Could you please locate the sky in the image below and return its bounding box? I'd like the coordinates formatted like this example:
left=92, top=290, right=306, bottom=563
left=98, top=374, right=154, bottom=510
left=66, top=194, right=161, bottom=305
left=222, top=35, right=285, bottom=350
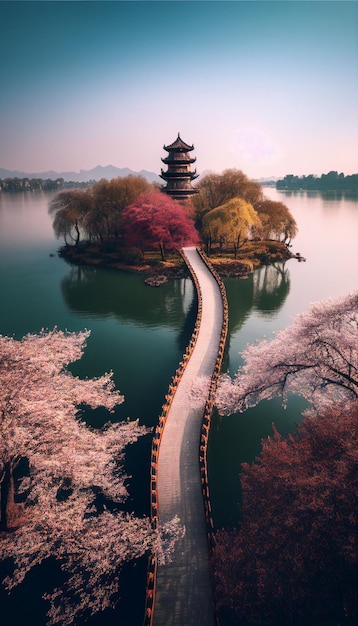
left=1, top=0, right=358, bottom=179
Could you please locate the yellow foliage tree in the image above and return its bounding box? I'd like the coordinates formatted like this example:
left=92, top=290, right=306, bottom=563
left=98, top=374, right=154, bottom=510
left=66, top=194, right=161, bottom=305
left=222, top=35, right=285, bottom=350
left=256, top=199, right=298, bottom=243
left=192, top=168, right=263, bottom=216
left=202, top=197, right=262, bottom=257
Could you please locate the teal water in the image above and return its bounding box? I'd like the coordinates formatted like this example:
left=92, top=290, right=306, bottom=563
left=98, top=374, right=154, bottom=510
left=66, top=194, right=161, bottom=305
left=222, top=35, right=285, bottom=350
left=0, top=191, right=197, bottom=626
left=0, top=188, right=357, bottom=622
left=208, top=188, right=358, bottom=527
left=0, top=192, right=196, bottom=425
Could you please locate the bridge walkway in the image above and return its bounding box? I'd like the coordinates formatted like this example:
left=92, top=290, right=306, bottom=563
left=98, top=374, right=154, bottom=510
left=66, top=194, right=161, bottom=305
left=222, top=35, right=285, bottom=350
left=152, top=246, right=224, bottom=626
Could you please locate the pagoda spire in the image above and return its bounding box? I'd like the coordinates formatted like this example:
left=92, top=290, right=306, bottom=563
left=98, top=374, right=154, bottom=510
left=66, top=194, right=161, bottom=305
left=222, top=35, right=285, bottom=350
left=160, top=133, right=199, bottom=202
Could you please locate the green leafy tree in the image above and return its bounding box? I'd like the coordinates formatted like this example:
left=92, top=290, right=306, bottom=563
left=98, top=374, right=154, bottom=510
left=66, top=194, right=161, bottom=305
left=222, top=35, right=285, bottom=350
left=276, top=171, right=358, bottom=192
left=202, top=197, right=262, bottom=256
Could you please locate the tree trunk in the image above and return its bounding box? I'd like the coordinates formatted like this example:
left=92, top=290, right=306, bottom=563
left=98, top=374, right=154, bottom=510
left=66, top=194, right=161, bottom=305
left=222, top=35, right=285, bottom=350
left=159, top=242, right=166, bottom=262
left=74, top=221, right=80, bottom=246
left=0, top=463, right=12, bottom=532
left=206, top=234, right=212, bottom=256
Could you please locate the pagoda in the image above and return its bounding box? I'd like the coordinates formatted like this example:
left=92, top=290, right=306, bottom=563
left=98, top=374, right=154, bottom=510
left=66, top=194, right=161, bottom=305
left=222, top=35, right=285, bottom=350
left=160, top=133, right=199, bottom=202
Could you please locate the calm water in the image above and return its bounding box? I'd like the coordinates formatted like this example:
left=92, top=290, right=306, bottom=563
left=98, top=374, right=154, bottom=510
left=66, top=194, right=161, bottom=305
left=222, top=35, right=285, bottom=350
left=208, top=187, right=358, bottom=526
left=0, top=188, right=357, bottom=622
left=0, top=191, right=197, bottom=626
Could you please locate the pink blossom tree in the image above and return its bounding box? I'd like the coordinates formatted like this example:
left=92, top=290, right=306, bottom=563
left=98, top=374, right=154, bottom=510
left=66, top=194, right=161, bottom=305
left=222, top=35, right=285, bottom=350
left=216, top=291, right=358, bottom=416
left=213, top=401, right=358, bottom=625
left=0, top=329, right=181, bottom=625
left=122, top=190, right=199, bottom=260
left=213, top=293, right=358, bottom=624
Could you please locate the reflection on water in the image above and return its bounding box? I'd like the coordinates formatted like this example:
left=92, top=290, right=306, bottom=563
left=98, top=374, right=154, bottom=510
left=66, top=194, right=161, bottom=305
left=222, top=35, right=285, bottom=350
left=1, top=189, right=358, bottom=621
left=283, top=189, right=358, bottom=202
left=224, top=263, right=290, bottom=334
left=61, top=263, right=195, bottom=329
left=0, top=191, right=56, bottom=246
left=253, top=262, right=290, bottom=317
left=208, top=394, right=309, bottom=528
left=0, top=192, right=197, bottom=626
left=209, top=187, right=358, bottom=530
left=220, top=263, right=290, bottom=375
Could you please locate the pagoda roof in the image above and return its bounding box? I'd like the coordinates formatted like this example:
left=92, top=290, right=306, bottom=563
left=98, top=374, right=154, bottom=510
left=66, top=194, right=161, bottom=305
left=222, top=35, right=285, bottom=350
left=161, top=155, right=196, bottom=165
left=163, top=133, right=195, bottom=152
left=162, top=188, right=199, bottom=198
left=160, top=168, right=198, bottom=180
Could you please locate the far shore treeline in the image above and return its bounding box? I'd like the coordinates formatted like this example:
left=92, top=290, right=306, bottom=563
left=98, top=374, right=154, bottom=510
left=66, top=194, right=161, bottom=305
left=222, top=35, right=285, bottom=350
left=276, top=171, right=358, bottom=192
left=1, top=170, right=358, bottom=193
left=0, top=177, right=94, bottom=192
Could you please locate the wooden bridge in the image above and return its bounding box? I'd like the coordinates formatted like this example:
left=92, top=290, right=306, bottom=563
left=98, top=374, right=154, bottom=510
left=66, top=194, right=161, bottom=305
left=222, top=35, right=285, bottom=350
left=149, top=246, right=227, bottom=626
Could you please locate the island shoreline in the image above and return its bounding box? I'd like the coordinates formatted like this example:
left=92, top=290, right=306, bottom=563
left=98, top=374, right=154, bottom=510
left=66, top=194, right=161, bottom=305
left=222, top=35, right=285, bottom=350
left=58, top=240, right=296, bottom=285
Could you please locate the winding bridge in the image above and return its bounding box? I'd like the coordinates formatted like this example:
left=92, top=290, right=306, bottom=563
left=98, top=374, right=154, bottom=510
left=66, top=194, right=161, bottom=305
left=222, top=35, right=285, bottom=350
left=148, top=246, right=227, bottom=626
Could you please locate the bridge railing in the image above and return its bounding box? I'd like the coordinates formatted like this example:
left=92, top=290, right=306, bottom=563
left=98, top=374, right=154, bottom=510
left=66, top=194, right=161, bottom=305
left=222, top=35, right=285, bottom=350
left=196, top=249, right=228, bottom=626
left=143, top=249, right=203, bottom=626
left=143, top=248, right=228, bottom=626
left=196, top=248, right=228, bottom=546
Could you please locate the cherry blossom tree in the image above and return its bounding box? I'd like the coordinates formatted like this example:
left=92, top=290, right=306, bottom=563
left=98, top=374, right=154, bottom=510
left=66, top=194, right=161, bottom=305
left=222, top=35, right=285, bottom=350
left=212, top=400, right=358, bottom=625
left=216, top=291, right=358, bottom=416
left=213, top=292, right=357, bottom=624
left=0, top=329, right=181, bottom=625
left=122, top=190, right=199, bottom=260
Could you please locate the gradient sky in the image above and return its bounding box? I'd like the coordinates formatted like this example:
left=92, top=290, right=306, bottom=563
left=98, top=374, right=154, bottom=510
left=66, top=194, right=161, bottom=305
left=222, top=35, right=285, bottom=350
left=1, top=1, right=358, bottom=178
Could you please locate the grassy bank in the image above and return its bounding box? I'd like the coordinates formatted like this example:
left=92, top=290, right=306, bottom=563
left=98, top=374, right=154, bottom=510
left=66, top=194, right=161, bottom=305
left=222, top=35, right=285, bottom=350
left=59, top=240, right=294, bottom=282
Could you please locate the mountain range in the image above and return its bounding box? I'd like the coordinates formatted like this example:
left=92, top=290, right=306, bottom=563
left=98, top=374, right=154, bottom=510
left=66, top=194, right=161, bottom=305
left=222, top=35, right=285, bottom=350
left=0, top=165, right=161, bottom=184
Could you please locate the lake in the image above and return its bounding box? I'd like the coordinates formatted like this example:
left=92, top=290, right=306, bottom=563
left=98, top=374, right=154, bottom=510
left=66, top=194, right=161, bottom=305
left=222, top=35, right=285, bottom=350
left=209, top=187, right=358, bottom=526
left=0, top=187, right=357, bottom=624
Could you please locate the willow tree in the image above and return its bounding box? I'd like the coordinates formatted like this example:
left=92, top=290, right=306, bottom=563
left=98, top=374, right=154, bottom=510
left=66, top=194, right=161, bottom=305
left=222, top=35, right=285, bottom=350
left=256, top=198, right=298, bottom=243
left=192, top=168, right=263, bottom=216
left=49, top=176, right=150, bottom=245
left=86, top=175, right=150, bottom=240
left=49, top=189, right=91, bottom=245
left=202, top=197, right=262, bottom=256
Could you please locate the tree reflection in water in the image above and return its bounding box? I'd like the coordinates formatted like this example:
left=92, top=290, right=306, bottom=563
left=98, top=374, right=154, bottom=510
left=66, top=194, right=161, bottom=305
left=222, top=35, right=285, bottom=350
left=253, top=262, right=290, bottom=317
left=60, top=264, right=194, bottom=331
left=224, top=262, right=290, bottom=339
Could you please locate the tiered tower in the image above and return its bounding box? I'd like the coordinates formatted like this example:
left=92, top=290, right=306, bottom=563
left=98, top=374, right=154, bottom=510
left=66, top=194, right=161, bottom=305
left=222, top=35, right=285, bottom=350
left=160, top=133, right=199, bottom=202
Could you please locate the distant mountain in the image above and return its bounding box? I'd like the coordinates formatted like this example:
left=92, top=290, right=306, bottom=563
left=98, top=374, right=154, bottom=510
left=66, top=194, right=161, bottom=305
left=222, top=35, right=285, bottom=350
left=0, top=165, right=161, bottom=184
